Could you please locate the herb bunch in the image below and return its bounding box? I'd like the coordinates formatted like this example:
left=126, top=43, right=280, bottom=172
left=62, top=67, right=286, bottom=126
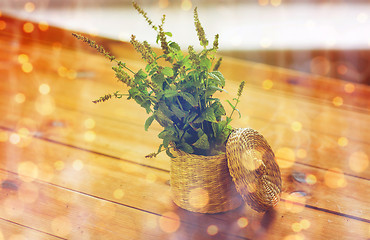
left=73, top=2, right=245, bottom=157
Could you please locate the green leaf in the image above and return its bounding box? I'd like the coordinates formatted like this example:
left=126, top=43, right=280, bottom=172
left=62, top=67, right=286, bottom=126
left=170, top=103, right=185, bottom=119
left=144, top=115, right=155, bottom=131
left=135, top=69, right=147, bottom=80
left=203, top=107, right=217, bottom=122
left=209, top=71, right=225, bottom=87
left=163, top=89, right=178, bottom=98
left=152, top=73, right=165, bottom=87
left=226, top=100, right=235, bottom=109
left=178, top=92, right=197, bottom=107
left=169, top=42, right=181, bottom=51
left=154, top=110, right=173, bottom=127
left=180, top=142, right=194, bottom=154
left=165, top=32, right=172, bottom=37
left=162, top=67, right=174, bottom=77
left=166, top=148, right=175, bottom=158
left=192, top=133, right=210, bottom=149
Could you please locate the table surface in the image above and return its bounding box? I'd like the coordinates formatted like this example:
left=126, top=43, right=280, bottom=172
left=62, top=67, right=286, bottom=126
left=0, top=15, right=369, bottom=240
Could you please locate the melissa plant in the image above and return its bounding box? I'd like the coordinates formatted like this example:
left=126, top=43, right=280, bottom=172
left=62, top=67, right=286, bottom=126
left=73, top=2, right=245, bottom=158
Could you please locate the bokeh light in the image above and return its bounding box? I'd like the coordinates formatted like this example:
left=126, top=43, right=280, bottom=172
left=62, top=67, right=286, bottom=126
left=271, top=0, right=282, bottom=7
left=84, top=130, right=96, bottom=142
left=344, top=83, right=355, bottom=93
left=21, top=62, right=33, bottom=73
left=237, top=217, right=248, bottom=228
left=332, top=96, right=343, bottom=107
left=300, top=219, right=311, bottom=230
left=324, top=168, right=347, bottom=188
left=39, top=83, right=50, bottom=95
left=54, top=161, right=65, bottom=171
left=337, top=137, right=348, bottom=147
left=35, top=95, right=55, bottom=115
left=292, top=222, right=301, bottom=232
left=305, top=174, right=317, bottom=185
left=113, top=189, right=125, bottom=199
left=310, top=56, right=330, bottom=75
left=84, top=118, right=95, bottom=129
left=159, top=211, right=180, bottom=233
left=9, top=133, right=21, bottom=145
left=296, top=149, right=307, bottom=159
left=51, top=216, right=72, bottom=237
left=14, top=93, right=26, bottom=104
left=276, top=147, right=295, bottom=168
left=262, top=79, right=273, bottom=90
left=188, top=187, right=209, bottom=209
left=38, top=21, right=49, bottom=31
left=291, top=121, right=302, bottom=132
left=337, top=64, right=348, bottom=75
left=18, top=161, right=39, bottom=182
left=72, top=159, right=84, bottom=171
left=24, top=2, right=35, bottom=12
left=0, top=20, right=6, bottom=30
left=348, top=151, right=368, bottom=173
left=207, top=225, right=218, bottom=236
left=18, top=54, right=29, bottom=64
left=181, top=0, right=192, bottom=11
left=23, top=22, right=34, bottom=33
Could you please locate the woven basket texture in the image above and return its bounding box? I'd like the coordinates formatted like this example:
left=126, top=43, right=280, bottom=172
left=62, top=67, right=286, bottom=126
left=226, top=128, right=282, bottom=212
left=170, top=149, right=242, bottom=213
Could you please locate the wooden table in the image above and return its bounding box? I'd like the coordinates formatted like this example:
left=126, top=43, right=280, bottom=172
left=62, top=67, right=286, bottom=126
left=0, top=15, right=369, bottom=240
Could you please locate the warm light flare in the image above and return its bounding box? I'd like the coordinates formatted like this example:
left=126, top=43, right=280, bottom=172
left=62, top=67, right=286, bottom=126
left=18, top=161, right=39, bottom=182
left=72, top=159, right=84, bottom=171
left=159, top=212, right=180, bottom=233
left=237, top=217, right=248, bottom=228
left=349, top=151, right=368, bottom=173
left=23, top=22, right=34, bottom=33
left=188, top=187, right=209, bottom=209
left=181, top=0, right=192, bottom=11
left=39, top=83, right=50, bottom=95
left=14, top=93, right=26, bottom=103
left=332, top=96, right=343, bottom=106
left=0, top=20, right=6, bottom=30
left=24, top=2, right=35, bottom=12
left=344, top=83, right=355, bottom=93
left=113, top=189, right=125, bottom=199
left=262, top=79, right=273, bottom=90
left=324, top=168, right=347, bottom=188
left=38, top=21, right=49, bottom=31
left=276, top=147, right=295, bottom=168
left=337, top=137, right=348, bottom=147
left=207, top=225, right=218, bottom=236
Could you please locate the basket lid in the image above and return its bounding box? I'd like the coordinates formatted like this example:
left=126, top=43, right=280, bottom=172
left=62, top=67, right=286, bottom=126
left=226, top=128, right=282, bottom=212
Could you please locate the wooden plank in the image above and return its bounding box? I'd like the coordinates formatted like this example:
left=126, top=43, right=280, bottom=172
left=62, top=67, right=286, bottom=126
left=0, top=86, right=369, bottom=180
left=0, top=129, right=369, bottom=222
left=1, top=170, right=249, bottom=240
left=0, top=218, right=64, bottom=240
left=0, top=137, right=369, bottom=239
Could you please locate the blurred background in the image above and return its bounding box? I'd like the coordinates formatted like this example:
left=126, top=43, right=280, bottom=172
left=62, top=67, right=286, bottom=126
left=1, top=0, right=369, bottom=84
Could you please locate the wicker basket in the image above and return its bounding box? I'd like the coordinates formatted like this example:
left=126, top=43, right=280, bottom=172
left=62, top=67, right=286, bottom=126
left=170, top=149, right=243, bottom=213
left=226, top=128, right=282, bottom=212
